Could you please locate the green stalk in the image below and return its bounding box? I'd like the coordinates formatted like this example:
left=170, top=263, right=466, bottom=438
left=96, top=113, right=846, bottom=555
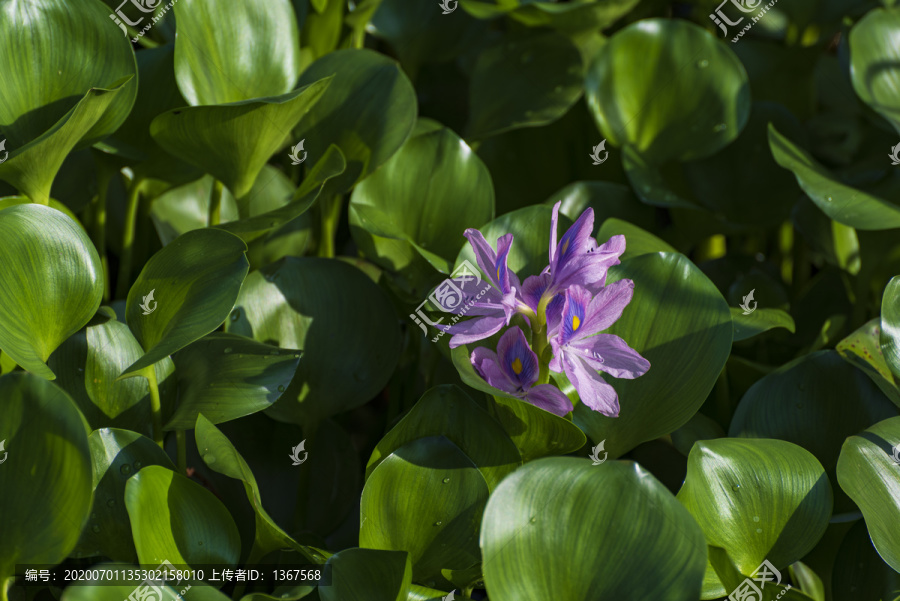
left=144, top=366, right=164, bottom=447
left=176, top=430, right=187, bottom=474
left=209, top=180, right=224, bottom=226
left=2, top=577, right=10, bottom=601
left=317, top=196, right=342, bottom=258
left=116, top=179, right=143, bottom=300
left=94, top=165, right=114, bottom=302
left=532, top=296, right=552, bottom=386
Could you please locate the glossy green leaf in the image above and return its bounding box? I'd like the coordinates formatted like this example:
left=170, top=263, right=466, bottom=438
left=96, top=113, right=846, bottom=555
left=508, top=0, right=641, bottom=32
left=849, top=7, right=900, bottom=134
left=467, top=32, right=583, bottom=139
left=730, top=350, right=897, bottom=510
left=294, top=49, right=417, bottom=193
left=574, top=252, right=733, bottom=456
left=481, top=458, right=707, bottom=600
left=621, top=147, right=700, bottom=209
left=173, top=0, right=301, bottom=105
left=769, top=124, right=900, bottom=230
left=124, top=465, right=241, bottom=567
left=585, top=19, right=750, bottom=163
left=361, top=437, right=489, bottom=585
left=0, top=0, right=137, bottom=203
left=596, top=218, right=675, bottom=261
left=0, top=373, right=92, bottom=585
left=195, top=414, right=325, bottom=564
left=836, top=416, right=900, bottom=573
left=122, top=228, right=249, bottom=377
left=150, top=80, right=331, bottom=200
left=319, top=548, right=412, bottom=601
left=350, top=123, right=494, bottom=273
left=731, top=307, right=797, bottom=341
left=366, top=385, right=521, bottom=491
left=0, top=204, right=103, bottom=379
left=48, top=312, right=176, bottom=438
left=837, top=318, right=900, bottom=409
left=677, top=438, right=833, bottom=576
left=831, top=519, right=900, bottom=601
left=486, top=391, right=585, bottom=463
left=73, top=428, right=176, bottom=562
left=165, top=333, right=300, bottom=430
left=707, top=546, right=815, bottom=601
left=880, top=276, right=900, bottom=383
left=227, top=258, right=401, bottom=424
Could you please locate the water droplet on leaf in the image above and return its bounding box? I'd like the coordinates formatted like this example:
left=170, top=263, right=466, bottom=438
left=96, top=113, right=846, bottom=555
left=713, top=123, right=727, bottom=132
left=277, top=385, right=285, bottom=392
left=442, top=478, right=450, bottom=483
left=120, top=464, right=132, bottom=475
left=92, top=524, right=101, bottom=533
left=697, top=59, right=709, bottom=68
left=224, top=347, right=232, bottom=354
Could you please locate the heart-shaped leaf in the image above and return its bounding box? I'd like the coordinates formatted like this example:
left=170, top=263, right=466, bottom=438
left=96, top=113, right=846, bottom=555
left=574, top=252, right=733, bottom=456
left=294, top=49, right=418, bottom=193
left=361, top=436, right=489, bottom=586
left=467, top=32, right=583, bottom=139
left=123, top=228, right=249, bottom=377
left=677, top=438, right=833, bottom=576
left=837, top=318, right=900, bottom=409
left=72, top=428, right=176, bottom=562
left=849, top=7, right=900, bottom=134
left=508, top=0, right=641, bottom=32
left=480, top=458, right=707, bottom=600
left=124, top=465, right=241, bottom=568
left=731, top=307, right=796, bottom=341
left=0, top=373, right=92, bottom=586
left=836, top=416, right=900, bottom=573
left=318, top=548, right=412, bottom=601
left=173, top=0, right=301, bottom=105
left=227, top=257, right=401, bottom=424
left=366, top=385, right=521, bottom=491
left=150, top=80, right=332, bottom=200
left=831, top=519, right=900, bottom=601
left=0, top=204, right=103, bottom=379
left=880, top=276, right=900, bottom=382
left=350, top=123, right=495, bottom=274
left=585, top=18, right=750, bottom=163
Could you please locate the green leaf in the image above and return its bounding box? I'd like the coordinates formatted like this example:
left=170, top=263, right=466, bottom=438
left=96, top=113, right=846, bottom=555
left=72, top=428, right=175, bottom=562
left=0, top=373, right=92, bottom=585
left=508, top=0, right=641, bottom=33
left=792, top=197, right=861, bottom=275
left=585, top=18, right=750, bottom=163
left=165, top=333, right=300, bottom=430
left=731, top=307, right=797, bottom=341
left=831, top=519, right=900, bottom=601
left=837, top=318, right=900, bottom=409
left=596, top=218, right=675, bottom=262
left=677, top=438, right=833, bottom=576
left=480, top=458, right=707, bottom=600
left=836, top=416, right=900, bottom=573
left=350, top=123, right=495, bottom=273
left=467, top=32, right=583, bottom=139
left=48, top=313, right=176, bottom=438
left=294, top=49, right=418, bottom=193
left=849, top=7, right=900, bottom=134
left=707, top=547, right=815, bottom=601
left=361, top=437, right=489, bottom=586
left=0, top=0, right=137, bottom=202
left=194, top=414, right=326, bottom=564
left=173, top=0, right=301, bottom=105
left=228, top=258, right=401, bottom=424
left=485, top=393, right=585, bottom=462
left=366, top=385, right=521, bottom=491
left=768, top=124, right=900, bottom=230
left=122, top=228, right=249, bottom=378
left=124, top=465, right=241, bottom=568
left=729, top=351, right=897, bottom=512
left=319, top=548, right=412, bottom=601
left=880, top=276, right=900, bottom=383
left=150, top=80, right=332, bottom=200
left=0, top=205, right=103, bottom=379
left=574, top=253, right=733, bottom=456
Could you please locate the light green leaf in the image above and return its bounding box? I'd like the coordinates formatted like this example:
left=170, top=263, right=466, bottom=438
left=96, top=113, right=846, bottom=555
left=880, top=276, right=900, bottom=383
left=319, top=548, right=412, bottom=601
left=849, top=7, right=900, bottom=134
left=731, top=307, right=796, bottom=341
left=837, top=318, right=900, bottom=409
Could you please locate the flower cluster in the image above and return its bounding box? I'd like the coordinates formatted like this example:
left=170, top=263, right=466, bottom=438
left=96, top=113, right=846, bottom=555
left=441, top=202, right=650, bottom=417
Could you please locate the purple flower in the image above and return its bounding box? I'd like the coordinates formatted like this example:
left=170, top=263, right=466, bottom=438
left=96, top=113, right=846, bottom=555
left=549, top=282, right=650, bottom=417
left=472, top=327, right=574, bottom=417
left=444, top=229, right=533, bottom=349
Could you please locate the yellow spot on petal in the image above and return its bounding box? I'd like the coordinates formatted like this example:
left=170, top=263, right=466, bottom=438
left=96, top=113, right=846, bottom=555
left=572, top=315, right=580, bottom=331
left=562, top=238, right=570, bottom=254
left=511, top=358, right=523, bottom=374
left=497, top=265, right=501, bottom=281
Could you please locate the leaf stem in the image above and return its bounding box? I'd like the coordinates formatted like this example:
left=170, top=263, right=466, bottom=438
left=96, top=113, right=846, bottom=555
left=1, top=577, right=10, bottom=601
left=94, top=162, right=114, bottom=303
left=317, top=195, right=341, bottom=258
left=116, top=178, right=143, bottom=299
left=209, top=180, right=224, bottom=226
left=144, top=366, right=164, bottom=447
left=176, top=430, right=187, bottom=474
left=533, top=295, right=553, bottom=385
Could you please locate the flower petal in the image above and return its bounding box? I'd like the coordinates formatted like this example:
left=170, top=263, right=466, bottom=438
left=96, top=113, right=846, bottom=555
left=521, top=273, right=551, bottom=312
left=549, top=201, right=561, bottom=265
left=464, top=228, right=500, bottom=289
left=571, top=333, right=650, bottom=379
left=524, top=384, right=573, bottom=416
left=447, top=314, right=507, bottom=348
left=471, top=345, right=517, bottom=393
left=547, top=234, right=626, bottom=295
left=576, top=278, right=635, bottom=337
left=559, top=285, right=592, bottom=345
left=562, top=352, right=620, bottom=417
left=496, top=326, right=539, bottom=389
left=552, top=206, right=595, bottom=274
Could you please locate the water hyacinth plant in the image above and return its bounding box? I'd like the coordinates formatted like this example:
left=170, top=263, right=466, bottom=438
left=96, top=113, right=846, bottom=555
left=1, top=0, right=900, bottom=600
